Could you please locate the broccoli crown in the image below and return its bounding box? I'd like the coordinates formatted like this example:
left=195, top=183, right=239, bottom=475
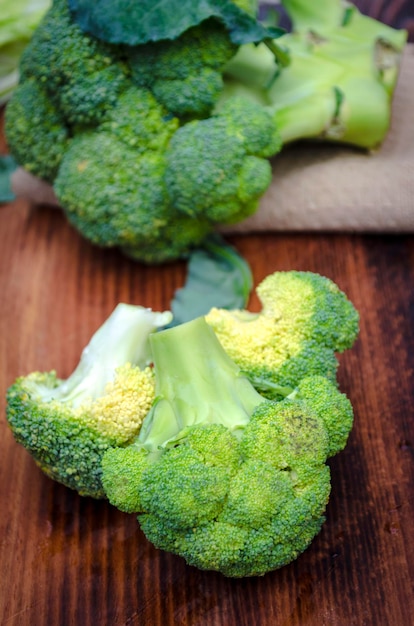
left=128, top=19, right=238, bottom=119
left=101, top=316, right=352, bottom=577
left=6, top=304, right=172, bottom=497
left=165, top=97, right=281, bottom=224
left=4, top=0, right=284, bottom=263
left=6, top=365, right=155, bottom=497
left=206, top=270, right=359, bottom=398
left=52, top=85, right=179, bottom=237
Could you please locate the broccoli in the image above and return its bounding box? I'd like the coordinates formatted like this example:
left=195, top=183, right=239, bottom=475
left=165, top=97, right=281, bottom=224
left=206, top=271, right=359, bottom=399
left=54, top=127, right=213, bottom=263
left=6, top=304, right=172, bottom=498
left=222, top=0, right=407, bottom=149
left=52, top=87, right=214, bottom=263
left=101, top=315, right=354, bottom=577
left=5, top=0, right=406, bottom=263
left=5, top=0, right=283, bottom=264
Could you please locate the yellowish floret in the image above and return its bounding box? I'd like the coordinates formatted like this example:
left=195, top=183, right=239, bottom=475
left=206, top=307, right=303, bottom=372
left=87, top=363, right=155, bottom=443
left=206, top=271, right=359, bottom=397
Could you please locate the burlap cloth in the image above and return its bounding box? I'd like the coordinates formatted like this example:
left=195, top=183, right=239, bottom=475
left=11, top=45, right=414, bottom=232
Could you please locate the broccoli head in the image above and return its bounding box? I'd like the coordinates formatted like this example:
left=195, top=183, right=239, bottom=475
left=101, top=315, right=354, bottom=577
left=53, top=88, right=278, bottom=262
left=4, top=0, right=285, bottom=263
left=206, top=270, right=359, bottom=398
left=51, top=85, right=211, bottom=263
left=6, top=304, right=172, bottom=497
left=126, top=0, right=262, bottom=120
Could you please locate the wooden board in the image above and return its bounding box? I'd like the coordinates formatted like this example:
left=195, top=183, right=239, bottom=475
left=1, top=125, right=414, bottom=625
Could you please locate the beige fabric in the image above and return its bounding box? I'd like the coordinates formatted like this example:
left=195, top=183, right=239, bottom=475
left=11, top=45, right=414, bottom=232
left=11, top=167, right=58, bottom=206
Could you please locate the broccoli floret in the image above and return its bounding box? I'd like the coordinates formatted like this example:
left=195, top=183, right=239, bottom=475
left=128, top=19, right=238, bottom=119
left=293, top=375, right=354, bottom=457
left=6, top=304, right=172, bottom=497
left=19, top=0, right=129, bottom=127
left=4, top=78, right=68, bottom=181
left=100, top=86, right=179, bottom=153
left=53, top=128, right=212, bottom=264
left=53, top=89, right=279, bottom=262
left=126, top=0, right=262, bottom=120
left=101, top=315, right=354, bottom=577
left=4, top=0, right=285, bottom=262
left=206, top=271, right=359, bottom=398
left=165, top=97, right=281, bottom=224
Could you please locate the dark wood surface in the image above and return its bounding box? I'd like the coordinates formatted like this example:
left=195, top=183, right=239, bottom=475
left=1, top=113, right=414, bottom=626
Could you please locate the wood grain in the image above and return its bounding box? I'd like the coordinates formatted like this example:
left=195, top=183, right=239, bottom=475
left=1, top=137, right=414, bottom=623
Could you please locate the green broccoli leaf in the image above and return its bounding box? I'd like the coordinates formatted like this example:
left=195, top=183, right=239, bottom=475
left=0, top=155, right=17, bottom=203
left=68, top=0, right=284, bottom=46
left=169, top=235, right=253, bottom=327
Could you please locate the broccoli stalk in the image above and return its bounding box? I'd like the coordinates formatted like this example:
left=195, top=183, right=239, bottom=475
left=222, top=0, right=408, bottom=149
left=136, top=316, right=265, bottom=453
left=101, top=315, right=354, bottom=577
left=39, top=304, right=171, bottom=407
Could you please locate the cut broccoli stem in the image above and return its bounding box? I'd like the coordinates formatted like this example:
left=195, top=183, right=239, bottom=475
left=135, top=316, right=266, bottom=452
left=35, top=304, right=172, bottom=407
